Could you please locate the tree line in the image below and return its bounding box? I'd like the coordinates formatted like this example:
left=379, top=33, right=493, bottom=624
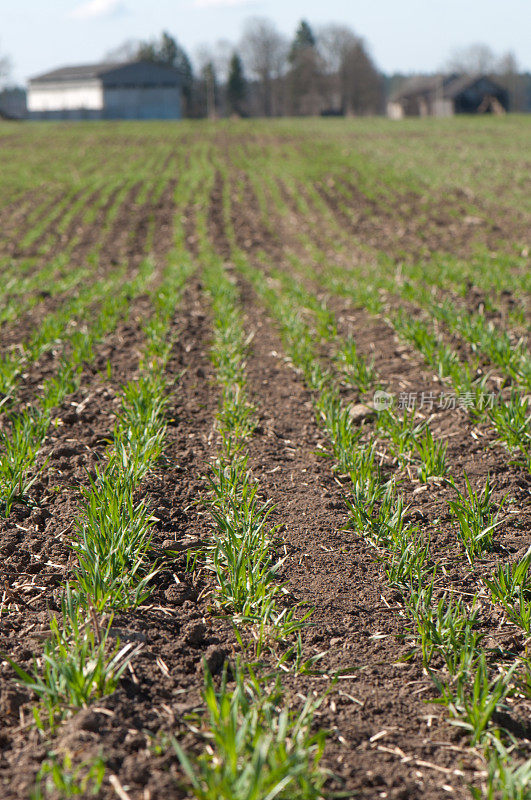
left=107, top=18, right=383, bottom=118
left=1, top=20, right=528, bottom=119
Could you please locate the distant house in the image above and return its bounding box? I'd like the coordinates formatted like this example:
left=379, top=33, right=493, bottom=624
left=387, top=74, right=509, bottom=118
left=27, top=61, right=182, bottom=120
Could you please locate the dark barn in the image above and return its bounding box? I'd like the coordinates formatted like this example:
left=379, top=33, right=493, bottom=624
left=446, top=75, right=509, bottom=113
left=387, top=73, right=509, bottom=118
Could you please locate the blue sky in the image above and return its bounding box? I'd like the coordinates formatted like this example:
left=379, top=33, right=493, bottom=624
left=4, top=0, right=531, bottom=84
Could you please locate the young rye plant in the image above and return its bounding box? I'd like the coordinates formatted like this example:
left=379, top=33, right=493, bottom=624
left=31, top=752, right=105, bottom=799
left=203, top=456, right=299, bottom=631
left=405, top=582, right=483, bottom=674
left=173, top=663, right=327, bottom=800
left=488, top=391, right=531, bottom=472
left=4, top=586, right=139, bottom=731
left=447, top=473, right=504, bottom=564
left=72, top=469, right=157, bottom=611
left=336, top=336, right=376, bottom=393
left=412, top=425, right=448, bottom=482
left=433, top=655, right=517, bottom=747
left=0, top=407, right=49, bottom=515
left=484, top=551, right=531, bottom=636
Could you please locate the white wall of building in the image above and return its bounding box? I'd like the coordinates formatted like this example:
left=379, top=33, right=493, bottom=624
left=433, top=98, right=454, bottom=117
left=27, top=80, right=103, bottom=112
left=387, top=101, right=404, bottom=119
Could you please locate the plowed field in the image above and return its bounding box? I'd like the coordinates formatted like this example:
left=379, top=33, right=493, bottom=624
left=0, top=118, right=529, bottom=800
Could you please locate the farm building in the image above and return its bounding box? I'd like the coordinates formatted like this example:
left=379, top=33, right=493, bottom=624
left=387, top=74, right=509, bottom=118
left=27, top=61, right=182, bottom=120
left=0, top=88, right=27, bottom=119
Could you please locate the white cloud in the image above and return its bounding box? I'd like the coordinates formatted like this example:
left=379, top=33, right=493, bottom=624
left=69, top=0, right=127, bottom=20
left=193, top=0, right=251, bottom=7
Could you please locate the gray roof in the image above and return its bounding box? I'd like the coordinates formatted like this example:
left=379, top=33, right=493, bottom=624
left=390, top=74, right=454, bottom=102
left=390, top=73, right=504, bottom=103
left=442, top=74, right=504, bottom=98
left=29, top=60, right=182, bottom=86
left=30, top=63, right=121, bottom=82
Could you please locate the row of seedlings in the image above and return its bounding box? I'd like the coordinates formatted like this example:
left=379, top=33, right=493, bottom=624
left=271, top=203, right=531, bottom=474
left=0, top=260, right=157, bottom=518
left=1, top=142, right=181, bottom=327
left=232, top=142, right=529, bottom=431
left=173, top=175, right=328, bottom=799
left=322, top=254, right=530, bottom=393
left=4, top=257, right=194, bottom=797
left=0, top=260, right=134, bottom=403
left=224, top=154, right=528, bottom=569
left=265, top=262, right=527, bottom=576
left=271, top=241, right=531, bottom=476
left=0, top=147, right=183, bottom=513
left=0, top=148, right=179, bottom=406
left=233, top=250, right=531, bottom=799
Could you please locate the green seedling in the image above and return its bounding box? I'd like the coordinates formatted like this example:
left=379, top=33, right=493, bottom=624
left=72, top=468, right=157, bottom=610
left=472, top=749, right=531, bottom=800
left=0, top=407, right=49, bottom=515
left=336, top=337, right=376, bottom=393
left=204, top=462, right=286, bottom=622
left=315, top=389, right=364, bottom=474
left=434, top=654, right=517, bottom=746
left=412, top=425, right=448, bottom=482
left=31, top=752, right=105, bottom=799
left=385, top=532, right=432, bottom=590
left=377, top=408, right=425, bottom=463
left=484, top=552, right=531, bottom=635
left=447, top=473, right=504, bottom=564
left=488, top=391, right=531, bottom=471
left=173, top=662, right=327, bottom=800
left=218, top=382, right=257, bottom=440
left=273, top=632, right=326, bottom=676
left=347, top=484, right=409, bottom=551
left=4, top=586, right=139, bottom=730
left=406, top=583, right=482, bottom=674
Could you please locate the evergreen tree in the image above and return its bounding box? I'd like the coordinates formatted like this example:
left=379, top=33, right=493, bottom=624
left=159, top=31, right=178, bottom=66
left=227, top=52, right=246, bottom=115
left=137, top=41, right=157, bottom=62
left=289, top=20, right=316, bottom=63
left=138, top=32, right=194, bottom=110
left=287, top=20, right=324, bottom=114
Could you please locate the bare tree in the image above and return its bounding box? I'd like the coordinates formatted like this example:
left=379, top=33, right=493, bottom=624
left=196, top=41, right=232, bottom=83
left=195, top=47, right=220, bottom=118
left=445, top=43, right=497, bottom=74
left=318, top=24, right=359, bottom=74
left=317, top=25, right=381, bottom=114
left=240, top=17, right=287, bottom=116
left=213, top=40, right=233, bottom=85
left=0, top=44, right=11, bottom=88
left=318, top=24, right=359, bottom=111
left=104, top=39, right=142, bottom=62
left=497, top=51, right=523, bottom=110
